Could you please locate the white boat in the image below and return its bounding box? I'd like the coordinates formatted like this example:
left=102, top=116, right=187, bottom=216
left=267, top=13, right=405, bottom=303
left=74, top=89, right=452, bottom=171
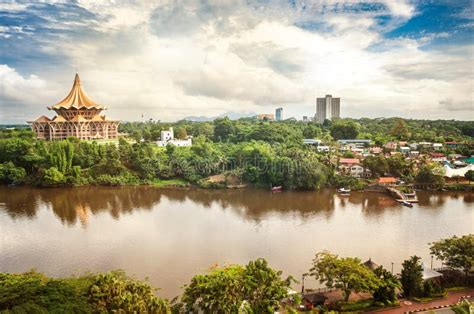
left=337, top=188, right=351, bottom=193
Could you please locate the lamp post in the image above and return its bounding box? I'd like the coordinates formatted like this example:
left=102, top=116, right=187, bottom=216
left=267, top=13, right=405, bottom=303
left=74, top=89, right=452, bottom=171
left=391, top=262, right=394, bottom=274
left=431, top=255, right=434, bottom=269
left=301, top=273, right=309, bottom=295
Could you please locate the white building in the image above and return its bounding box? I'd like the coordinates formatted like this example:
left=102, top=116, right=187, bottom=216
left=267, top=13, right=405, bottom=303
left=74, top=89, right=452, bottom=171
left=156, top=127, right=192, bottom=147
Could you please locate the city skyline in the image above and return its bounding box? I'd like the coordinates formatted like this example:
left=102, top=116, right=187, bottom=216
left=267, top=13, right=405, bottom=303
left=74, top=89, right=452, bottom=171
left=0, top=1, right=473, bottom=123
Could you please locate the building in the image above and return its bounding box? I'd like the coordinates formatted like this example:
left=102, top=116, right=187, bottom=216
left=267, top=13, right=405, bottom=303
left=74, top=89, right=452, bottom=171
left=378, top=177, right=397, bottom=186
left=338, top=158, right=371, bottom=178
left=28, top=73, right=119, bottom=140
left=303, top=139, right=321, bottom=146
left=315, top=94, right=340, bottom=124
left=256, top=114, right=275, bottom=121
left=156, top=128, right=192, bottom=147
left=275, top=107, right=283, bottom=121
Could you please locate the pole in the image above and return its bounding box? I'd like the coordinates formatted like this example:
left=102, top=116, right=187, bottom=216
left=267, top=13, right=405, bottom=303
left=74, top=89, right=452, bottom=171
left=431, top=256, right=433, bottom=269
left=391, top=262, right=394, bottom=274
left=301, top=274, right=305, bottom=294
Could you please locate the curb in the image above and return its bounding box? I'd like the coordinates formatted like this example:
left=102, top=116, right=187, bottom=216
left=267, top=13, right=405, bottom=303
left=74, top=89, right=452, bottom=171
left=405, top=294, right=471, bottom=313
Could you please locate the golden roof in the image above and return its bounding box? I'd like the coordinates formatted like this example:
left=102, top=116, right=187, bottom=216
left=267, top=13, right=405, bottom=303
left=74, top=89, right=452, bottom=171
left=50, top=73, right=104, bottom=110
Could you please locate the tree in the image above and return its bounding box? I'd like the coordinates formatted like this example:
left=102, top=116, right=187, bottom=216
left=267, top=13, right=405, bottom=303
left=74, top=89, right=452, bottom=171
left=242, top=258, right=294, bottom=312
left=330, top=120, right=360, bottom=140
left=181, top=258, right=292, bottom=313
left=430, top=234, right=474, bottom=277
left=213, top=117, right=235, bottom=142
left=0, top=162, right=26, bottom=184
left=372, top=266, right=400, bottom=305
left=400, top=256, right=423, bottom=298
left=89, top=271, right=170, bottom=313
left=42, top=167, right=66, bottom=186
left=310, top=252, right=381, bottom=302
left=362, top=155, right=389, bottom=177
left=174, top=126, right=188, bottom=140
left=415, top=165, right=445, bottom=186
left=465, top=170, right=474, bottom=183
left=391, top=119, right=410, bottom=140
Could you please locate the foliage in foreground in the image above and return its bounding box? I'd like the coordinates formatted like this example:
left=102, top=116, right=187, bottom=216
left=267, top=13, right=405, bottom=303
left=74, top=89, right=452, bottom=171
left=310, top=251, right=382, bottom=302
left=430, top=234, right=474, bottom=275
left=179, top=258, right=294, bottom=313
left=0, top=270, right=170, bottom=313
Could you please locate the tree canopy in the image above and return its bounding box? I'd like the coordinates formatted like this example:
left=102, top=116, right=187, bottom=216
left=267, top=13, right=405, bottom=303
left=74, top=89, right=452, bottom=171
left=430, top=234, right=474, bottom=274
left=309, top=251, right=381, bottom=302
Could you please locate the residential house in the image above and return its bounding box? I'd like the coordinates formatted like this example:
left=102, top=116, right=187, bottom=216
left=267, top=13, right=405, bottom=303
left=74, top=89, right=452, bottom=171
left=338, top=158, right=371, bottom=178
left=384, top=141, right=398, bottom=151
left=432, top=143, right=443, bottom=151
left=378, top=177, right=397, bottom=186
left=431, top=153, right=447, bottom=163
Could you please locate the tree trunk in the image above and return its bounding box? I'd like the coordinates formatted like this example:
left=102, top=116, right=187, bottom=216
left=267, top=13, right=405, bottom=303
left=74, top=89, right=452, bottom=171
left=344, top=289, right=351, bottom=302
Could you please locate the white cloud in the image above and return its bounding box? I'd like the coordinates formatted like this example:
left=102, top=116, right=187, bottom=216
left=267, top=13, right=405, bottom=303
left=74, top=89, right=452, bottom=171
left=0, top=0, right=472, bottom=123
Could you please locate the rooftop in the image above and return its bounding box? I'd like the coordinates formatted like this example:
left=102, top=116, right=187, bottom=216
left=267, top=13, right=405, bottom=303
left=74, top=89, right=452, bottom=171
left=49, top=73, right=104, bottom=110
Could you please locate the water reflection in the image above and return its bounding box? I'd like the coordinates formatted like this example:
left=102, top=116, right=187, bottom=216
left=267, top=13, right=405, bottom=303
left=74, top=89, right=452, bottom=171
left=0, top=186, right=472, bottom=228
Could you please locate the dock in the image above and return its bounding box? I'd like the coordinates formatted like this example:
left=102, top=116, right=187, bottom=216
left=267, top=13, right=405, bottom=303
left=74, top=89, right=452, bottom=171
left=386, top=187, right=419, bottom=203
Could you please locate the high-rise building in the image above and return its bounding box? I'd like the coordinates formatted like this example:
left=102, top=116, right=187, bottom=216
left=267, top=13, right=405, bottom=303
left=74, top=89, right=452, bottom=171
left=275, top=107, right=283, bottom=121
left=315, top=95, right=340, bottom=124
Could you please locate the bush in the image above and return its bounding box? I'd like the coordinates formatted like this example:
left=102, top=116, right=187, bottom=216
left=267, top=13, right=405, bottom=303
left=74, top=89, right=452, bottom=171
left=0, top=162, right=26, bottom=184
left=0, top=270, right=170, bottom=313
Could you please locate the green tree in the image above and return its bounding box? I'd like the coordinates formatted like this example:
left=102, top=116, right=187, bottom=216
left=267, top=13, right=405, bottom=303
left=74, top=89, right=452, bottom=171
left=181, top=258, right=292, bottom=313
left=362, top=155, right=389, bottom=177
left=372, top=266, right=400, bottom=304
left=42, top=167, right=67, bottom=186
left=0, top=162, right=26, bottom=184
left=430, top=234, right=474, bottom=277
left=174, top=126, right=188, bottom=140
left=330, top=120, right=360, bottom=140
left=465, top=170, right=474, bottom=183
left=213, top=117, right=235, bottom=142
left=310, top=251, right=381, bottom=302
left=391, top=119, right=410, bottom=140
left=88, top=270, right=170, bottom=313
left=400, top=256, right=423, bottom=298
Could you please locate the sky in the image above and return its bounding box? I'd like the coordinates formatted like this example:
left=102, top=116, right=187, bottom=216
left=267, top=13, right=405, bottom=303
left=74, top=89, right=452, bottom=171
left=0, top=0, right=473, bottom=123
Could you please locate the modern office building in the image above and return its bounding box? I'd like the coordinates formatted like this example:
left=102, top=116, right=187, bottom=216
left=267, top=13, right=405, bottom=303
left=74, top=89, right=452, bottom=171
left=275, top=107, right=283, bottom=121
left=315, top=95, right=340, bottom=124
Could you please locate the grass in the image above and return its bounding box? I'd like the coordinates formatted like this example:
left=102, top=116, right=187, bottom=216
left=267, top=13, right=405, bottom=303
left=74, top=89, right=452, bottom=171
left=151, top=178, right=190, bottom=188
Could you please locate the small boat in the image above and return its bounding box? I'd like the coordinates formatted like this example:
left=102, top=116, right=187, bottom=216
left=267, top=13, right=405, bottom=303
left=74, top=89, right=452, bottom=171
left=401, top=201, right=413, bottom=207
left=404, top=191, right=416, bottom=197
left=337, top=188, right=351, bottom=193
left=271, top=186, right=282, bottom=192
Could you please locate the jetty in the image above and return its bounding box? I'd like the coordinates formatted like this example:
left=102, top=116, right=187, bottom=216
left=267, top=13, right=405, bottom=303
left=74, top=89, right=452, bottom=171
left=386, top=187, right=418, bottom=203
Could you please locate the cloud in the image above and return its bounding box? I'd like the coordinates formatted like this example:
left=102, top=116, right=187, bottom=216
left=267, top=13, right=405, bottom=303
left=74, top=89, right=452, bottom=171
left=0, top=0, right=472, bottom=123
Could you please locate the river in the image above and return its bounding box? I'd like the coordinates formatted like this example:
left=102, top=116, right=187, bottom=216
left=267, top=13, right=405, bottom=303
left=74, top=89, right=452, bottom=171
left=0, top=186, right=472, bottom=298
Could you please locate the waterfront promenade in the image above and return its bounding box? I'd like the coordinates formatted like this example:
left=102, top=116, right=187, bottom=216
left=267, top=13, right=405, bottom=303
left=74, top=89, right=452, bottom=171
left=373, top=289, right=474, bottom=314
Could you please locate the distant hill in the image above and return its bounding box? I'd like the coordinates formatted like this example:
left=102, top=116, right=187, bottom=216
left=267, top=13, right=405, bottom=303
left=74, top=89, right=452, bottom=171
left=182, top=111, right=257, bottom=122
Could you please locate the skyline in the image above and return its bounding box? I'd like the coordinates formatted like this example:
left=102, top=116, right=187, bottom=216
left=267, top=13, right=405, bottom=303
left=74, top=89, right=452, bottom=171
left=0, top=0, right=473, bottom=123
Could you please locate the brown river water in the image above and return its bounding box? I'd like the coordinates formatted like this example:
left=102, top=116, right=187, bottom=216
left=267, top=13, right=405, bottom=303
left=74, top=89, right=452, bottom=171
left=0, top=186, right=472, bottom=299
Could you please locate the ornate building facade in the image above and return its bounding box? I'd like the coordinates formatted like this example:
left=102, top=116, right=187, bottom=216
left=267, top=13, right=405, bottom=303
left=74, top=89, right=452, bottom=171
left=28, top=73, right=120, bottom=140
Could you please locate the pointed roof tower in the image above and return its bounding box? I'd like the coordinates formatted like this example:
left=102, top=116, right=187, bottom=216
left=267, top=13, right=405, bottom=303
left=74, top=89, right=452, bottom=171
left=49, top=73, right=104, bottom=110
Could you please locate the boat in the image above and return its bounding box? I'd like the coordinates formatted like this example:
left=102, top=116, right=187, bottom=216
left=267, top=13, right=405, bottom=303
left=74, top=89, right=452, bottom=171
left=401, top=200, right=413, bottom=207
left=337, top=188, right=351, bottom=193
left=271, top=186, right=282, bottom=192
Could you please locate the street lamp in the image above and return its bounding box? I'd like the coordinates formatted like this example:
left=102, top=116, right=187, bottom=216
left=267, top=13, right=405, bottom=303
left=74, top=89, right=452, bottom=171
left=301, top=273, right=309, bottom=295
left=431, top=255, right=434, bottom=269
left=391, top=262, right=394, bottom=274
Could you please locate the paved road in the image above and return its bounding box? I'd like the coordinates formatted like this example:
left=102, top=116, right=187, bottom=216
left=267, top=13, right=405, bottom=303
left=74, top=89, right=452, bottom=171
left=374, top=289, right=474, bottom=314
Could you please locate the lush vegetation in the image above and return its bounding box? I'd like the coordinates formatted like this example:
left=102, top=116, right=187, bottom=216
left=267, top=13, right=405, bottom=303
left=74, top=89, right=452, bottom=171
left=0, top=270, right=170, bottom=313
left=178, top=258, right=294, bottom=313
left=1, top=234, right=471, bottom=312
left=430, top=234, right=474, bottom=277
left=1, top=117, right=472, bottom=190
left=310, top=251, right=382, bottom=302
